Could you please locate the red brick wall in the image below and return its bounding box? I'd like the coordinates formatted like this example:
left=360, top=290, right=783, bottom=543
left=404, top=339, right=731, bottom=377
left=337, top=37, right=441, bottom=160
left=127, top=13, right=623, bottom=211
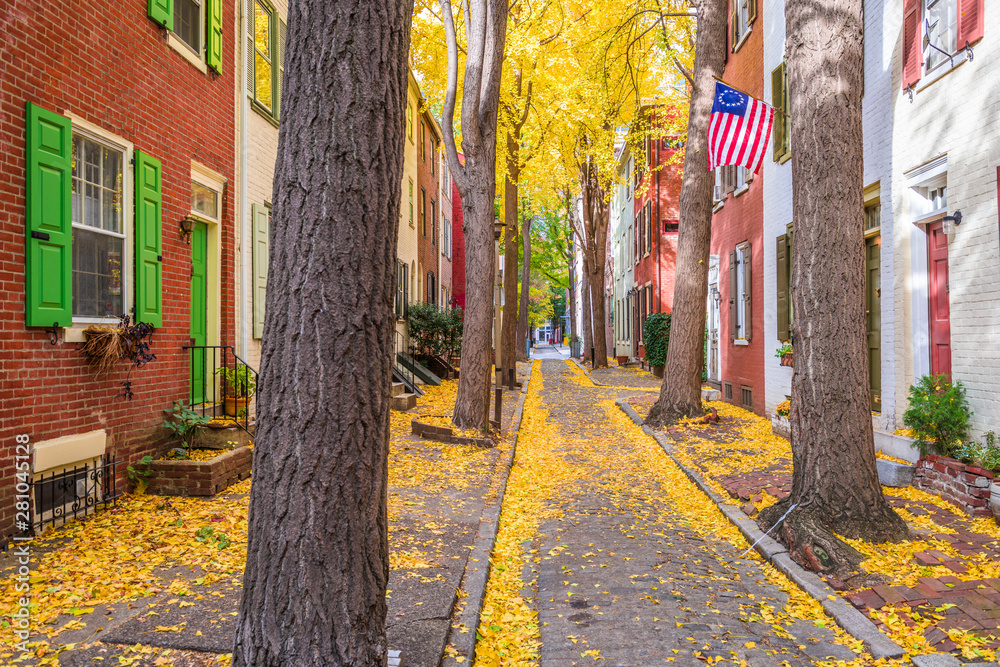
left=709, top=13, right=766, bottom=415
left=913, top=455, right=994, bottom=518
left=0, top=1, right=236, bottom=542
left=416, top=117, right=440, bottom=304
left=451, top=179, right=466, bottom=309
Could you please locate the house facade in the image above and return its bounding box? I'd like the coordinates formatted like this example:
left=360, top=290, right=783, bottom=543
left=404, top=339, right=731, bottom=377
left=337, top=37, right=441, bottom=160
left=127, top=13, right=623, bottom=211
left=416, top=111, right=442, bottom=307
left=395, top=72, right=421, bottom=333
left=439, top=146, right=454, bottom=308
left=0, top=0, right=236, bottom=541
left=709, top=0, right=766, bottom=414
left=610, top=144, right=635, bottom=361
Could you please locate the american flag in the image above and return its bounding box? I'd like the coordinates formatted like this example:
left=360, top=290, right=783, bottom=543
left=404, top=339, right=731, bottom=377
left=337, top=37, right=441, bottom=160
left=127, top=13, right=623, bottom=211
left=707, top=81, right=774, bottom=174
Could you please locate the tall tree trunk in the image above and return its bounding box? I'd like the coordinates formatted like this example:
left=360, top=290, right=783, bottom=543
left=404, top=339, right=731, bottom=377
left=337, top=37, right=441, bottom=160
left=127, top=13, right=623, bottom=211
left=500, top=134, right=520, bottom=384
left=646, top=0, right=726, bottom=425
left=758, top=0, right=908, bottom=578
left=567, top=249, right=577, bottom=353
left=580, top=265, right=593, bottom=362
left=441, top=0, right=509, bottom=430
left=515, top=214, right=533, bottom=361
left=233, top=1, right=412, bottom=664
left=578, top=158, right=609, bottom=369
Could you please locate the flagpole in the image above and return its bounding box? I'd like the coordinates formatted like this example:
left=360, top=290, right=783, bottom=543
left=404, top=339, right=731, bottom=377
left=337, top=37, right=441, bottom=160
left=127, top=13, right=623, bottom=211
left=712, top=75, right=789, bottom=118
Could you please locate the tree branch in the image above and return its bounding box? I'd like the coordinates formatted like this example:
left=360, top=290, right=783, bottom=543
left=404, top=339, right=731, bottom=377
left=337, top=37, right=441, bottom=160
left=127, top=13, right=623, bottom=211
left=440, top=0, right=468, bottom=192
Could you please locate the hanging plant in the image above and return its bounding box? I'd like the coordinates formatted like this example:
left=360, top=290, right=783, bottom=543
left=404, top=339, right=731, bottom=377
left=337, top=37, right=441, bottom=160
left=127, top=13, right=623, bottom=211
left=82, top=314, right=156, bottom=400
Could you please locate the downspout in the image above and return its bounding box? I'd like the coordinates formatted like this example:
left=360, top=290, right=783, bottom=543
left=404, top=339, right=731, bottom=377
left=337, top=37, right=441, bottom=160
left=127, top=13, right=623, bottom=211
left=238, top=0, right=248, bottom=358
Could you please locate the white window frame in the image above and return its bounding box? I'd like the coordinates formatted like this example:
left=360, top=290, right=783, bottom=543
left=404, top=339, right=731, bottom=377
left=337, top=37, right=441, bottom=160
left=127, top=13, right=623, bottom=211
left=921, top=0, right=959, bottom=76
left=67, top=117, right=133, bottom=327
left=168, top=0, right=208, bottom=73
left=733, top=0, right=752, bottom=50
left=735, top=242, right=749, bottom=344
left=190, top=162, right=225, bottom=224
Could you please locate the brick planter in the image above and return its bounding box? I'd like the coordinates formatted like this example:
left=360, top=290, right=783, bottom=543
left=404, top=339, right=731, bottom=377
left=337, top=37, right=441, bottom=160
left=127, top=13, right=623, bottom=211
left=913, top=454, right=994, bottom=517
left=141, top=447, right=252, bottom=497
left=411, top=418, right=494, bottom=448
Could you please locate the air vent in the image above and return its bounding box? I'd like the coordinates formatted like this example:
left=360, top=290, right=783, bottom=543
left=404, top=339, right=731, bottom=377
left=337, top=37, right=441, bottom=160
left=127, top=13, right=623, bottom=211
left=723, top=382, right=733, bottom=400
left=741, top=385, right=753, bottom=408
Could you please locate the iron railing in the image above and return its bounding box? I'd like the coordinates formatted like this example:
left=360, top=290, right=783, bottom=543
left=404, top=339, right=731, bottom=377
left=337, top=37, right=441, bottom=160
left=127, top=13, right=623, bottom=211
left=393, top=330, right=422, bottom=395
left=29, top=454, right=122, bottom=535
left=183, top=345, right=258, bottom=435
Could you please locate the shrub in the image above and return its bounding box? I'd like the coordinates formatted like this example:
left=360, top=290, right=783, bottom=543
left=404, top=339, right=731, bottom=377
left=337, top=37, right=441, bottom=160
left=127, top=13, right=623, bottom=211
left=643, top=313, right=671, bottom=367
left=776, top=400, right=790, bottom=417
left=902, top=374, right=972, bottom=457
left=406, top=304, right=464, bottom=359
left=954, top=432, right=1000, bottom=471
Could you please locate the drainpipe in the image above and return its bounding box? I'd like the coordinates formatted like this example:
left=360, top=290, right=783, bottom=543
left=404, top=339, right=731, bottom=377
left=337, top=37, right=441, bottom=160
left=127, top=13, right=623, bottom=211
left=238, top=0, right=248, bottom=359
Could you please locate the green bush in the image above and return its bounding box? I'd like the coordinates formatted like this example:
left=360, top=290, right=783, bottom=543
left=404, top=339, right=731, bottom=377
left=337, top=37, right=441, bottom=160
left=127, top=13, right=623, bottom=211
left=954, top=432, right=1000, bottom=471
left=643, top=312, right=671, bottom=367
left=902, top=374, right=972, bottom=457
left=406, top=303, right=464, bottom=359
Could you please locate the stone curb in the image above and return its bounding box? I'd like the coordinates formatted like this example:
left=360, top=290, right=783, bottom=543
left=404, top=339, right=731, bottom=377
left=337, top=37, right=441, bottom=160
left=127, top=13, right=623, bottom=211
left=569, top=357, right=608, bottom=386
left=614, top=398, right=906, bottom=662
left=440, top=364, right=534, bottom=667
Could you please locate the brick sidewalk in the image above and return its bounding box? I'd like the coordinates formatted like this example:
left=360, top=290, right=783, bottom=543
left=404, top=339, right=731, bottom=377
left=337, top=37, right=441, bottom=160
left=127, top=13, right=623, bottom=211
left=630, top=394, right=1000, bottom=660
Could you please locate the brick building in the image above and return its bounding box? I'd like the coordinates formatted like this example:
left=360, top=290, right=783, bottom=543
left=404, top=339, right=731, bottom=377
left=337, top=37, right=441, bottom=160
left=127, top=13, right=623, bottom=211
left=708, top=0, right=766, bottom=414
left=451, top=170, right=467, bottom=309
left=0, top=0, right=236, bottom=541
left=416, top=111, right=442, bottom=306
left=439, top=147, right=454, bottom=307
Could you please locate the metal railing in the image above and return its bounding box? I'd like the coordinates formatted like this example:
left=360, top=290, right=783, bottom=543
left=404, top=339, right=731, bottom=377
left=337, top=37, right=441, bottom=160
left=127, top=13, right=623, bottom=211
left=29, top=454, right=122, bottom=535
left=183, top=345, right=258, bottom=435
left=393, top=330, right=422, bottom=395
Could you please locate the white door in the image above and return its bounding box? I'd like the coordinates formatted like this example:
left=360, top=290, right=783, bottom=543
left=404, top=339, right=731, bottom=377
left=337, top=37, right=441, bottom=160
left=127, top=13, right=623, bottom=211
left=708, top=286, right=721, bottom=383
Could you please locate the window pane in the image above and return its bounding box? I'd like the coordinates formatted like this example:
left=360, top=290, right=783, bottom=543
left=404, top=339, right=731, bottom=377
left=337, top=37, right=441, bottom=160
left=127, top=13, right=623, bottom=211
left=254, top=2, right=271, bottom=55
left=191, top=181, right=219, bottom=219
left=73, top=228, right=124, bottom=318
left=925, top=0, right=957, bottom=69
left=174, top=0, right=201, bottom=52
left=255, top=53, right=273, bottom=108
left=72, top=134, right=123, bottom=234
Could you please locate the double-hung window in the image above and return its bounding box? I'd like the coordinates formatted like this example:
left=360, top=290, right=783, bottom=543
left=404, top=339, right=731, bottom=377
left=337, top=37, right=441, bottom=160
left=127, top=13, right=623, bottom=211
left=247, top=0, right=286, bottom=121
left=731, top=0, right=756, bottom=50
left=72, top=133, right=126, bottom=320
left=148, top=0, right=223, bottom=73
left=730, top=242, right=752, bottom=343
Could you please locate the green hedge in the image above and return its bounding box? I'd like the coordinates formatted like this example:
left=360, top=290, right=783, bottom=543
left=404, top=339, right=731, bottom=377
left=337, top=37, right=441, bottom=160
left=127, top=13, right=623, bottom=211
left=643, top=312, right=671, bottom=367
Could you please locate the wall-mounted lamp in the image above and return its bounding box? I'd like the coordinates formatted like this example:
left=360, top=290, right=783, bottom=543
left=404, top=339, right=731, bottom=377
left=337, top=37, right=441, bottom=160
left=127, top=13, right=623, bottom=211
left=942, top=210, right=962, bottom=235
left=179, top=217, right=197, bottom=244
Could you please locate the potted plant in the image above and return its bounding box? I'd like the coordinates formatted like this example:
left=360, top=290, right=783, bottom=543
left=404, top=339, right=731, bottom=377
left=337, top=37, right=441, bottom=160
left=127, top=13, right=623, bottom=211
left=216, top=363, right=257, bottom=417
left=643, top=313, right=671, bottom=378
left=81, top=314, right=156, bottom=400
left=775, top=342, right=793, bottom=367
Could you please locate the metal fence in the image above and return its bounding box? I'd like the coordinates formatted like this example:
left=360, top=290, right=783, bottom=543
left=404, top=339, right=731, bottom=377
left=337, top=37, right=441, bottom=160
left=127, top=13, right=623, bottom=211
left=29, top=454, right=122, bottom=535
left=183, top=345, right=258, bottom=435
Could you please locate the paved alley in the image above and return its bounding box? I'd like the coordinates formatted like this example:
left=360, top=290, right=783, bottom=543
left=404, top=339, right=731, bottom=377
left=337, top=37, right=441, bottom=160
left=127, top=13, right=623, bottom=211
left=503, top=360, right=861, bottom=666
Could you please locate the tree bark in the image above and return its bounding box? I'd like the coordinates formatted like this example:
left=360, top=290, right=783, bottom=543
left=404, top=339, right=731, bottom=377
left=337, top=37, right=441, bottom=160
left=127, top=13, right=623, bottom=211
left=580, top=262, right=593, bottom=362
left=577, top=158, right=609, bottom=369
left=757, top=0, right=908, bottom=578
left=515, top=214, right=533, bottom=361
left=646, top=0, right=726, bottom=425
left=566, top=202, right=577, bottom=352
left=233, top=1, right=412, bottom=664
left=440, top=0, right=509, bottom=430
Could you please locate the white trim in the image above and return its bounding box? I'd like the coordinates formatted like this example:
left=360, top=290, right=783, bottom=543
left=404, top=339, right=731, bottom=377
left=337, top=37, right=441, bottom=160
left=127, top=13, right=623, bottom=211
left=190, top=161, right=226, bottom=223
left=734, top=24, right=753, bottom=53
left=734, top=339, right=750, bottom=346
left=733, top=183, right=750, bottom=197
left=168, top=33, right=208, bottom=73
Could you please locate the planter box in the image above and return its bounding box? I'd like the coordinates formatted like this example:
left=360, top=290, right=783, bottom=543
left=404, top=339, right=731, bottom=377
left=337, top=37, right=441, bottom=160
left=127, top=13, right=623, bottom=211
left=651, top=364, right=664, bottom=378
left=771, top=414, right=790, bottom=439
left=913, top=454, right=994, bottom=517
left=876, top=459, right=916, bottom=487
left=194, top=422, right=253, bottom=450
left=780, top=353, right=793, bottom=367
left=141, top=447, right=252, bottom=497
left=411, top=418, right=494, bottom=448
left=873, top=429, right=920, bottom=464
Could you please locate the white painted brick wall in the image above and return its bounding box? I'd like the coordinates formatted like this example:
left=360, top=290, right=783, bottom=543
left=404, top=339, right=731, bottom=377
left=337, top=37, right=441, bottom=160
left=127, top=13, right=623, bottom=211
left=889, top=0, right=1000, bottom=436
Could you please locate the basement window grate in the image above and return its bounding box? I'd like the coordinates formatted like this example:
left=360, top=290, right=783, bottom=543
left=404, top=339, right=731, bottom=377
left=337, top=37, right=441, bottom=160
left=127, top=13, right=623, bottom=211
left=723, top=382, right=733, bottom=401
left=741, top=386, right=753, bottom=408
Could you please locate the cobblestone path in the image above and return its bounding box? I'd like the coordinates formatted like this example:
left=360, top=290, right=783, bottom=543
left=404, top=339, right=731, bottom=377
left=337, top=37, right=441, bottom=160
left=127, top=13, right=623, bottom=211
left=520, top=360, right=858, bottom=666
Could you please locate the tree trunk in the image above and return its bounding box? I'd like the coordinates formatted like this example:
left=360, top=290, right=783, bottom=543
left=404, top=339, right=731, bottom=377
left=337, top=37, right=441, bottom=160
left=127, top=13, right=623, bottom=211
left=233, top=2, right=412, bottom=664
left=565, top=191, right=577, bottom=352
left=578, top=159, right=609, bottom=369
left=646, top=0, right=726, bottom=426
left=515, top=214, right=533, bottom=361
left=757, top=0, right=908, bottom=579
left=500, top=132, right=520, bottom=384
left=441, top=0, right=509, bottom=430
left=580, top=265, right=593, bottom=362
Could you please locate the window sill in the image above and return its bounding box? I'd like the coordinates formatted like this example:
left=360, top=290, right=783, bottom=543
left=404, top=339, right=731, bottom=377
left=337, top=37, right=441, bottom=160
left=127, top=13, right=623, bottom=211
left=167, top=33, right=208, bottom=74
left=713, top=200, right=725, bottom=212
left=917, top=55, right=968, bottom=92
left=734, top=339, right=749, bottom=346
left=733, top=183, right=750, bottom=197
left=250, top=100, right=280, bottom=128
left=732, top=25, right=752, bottom=54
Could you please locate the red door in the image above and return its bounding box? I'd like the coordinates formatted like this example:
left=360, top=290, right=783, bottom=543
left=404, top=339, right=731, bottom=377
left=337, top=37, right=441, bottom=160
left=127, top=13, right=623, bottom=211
left=928, top=221, right=951, bottom=378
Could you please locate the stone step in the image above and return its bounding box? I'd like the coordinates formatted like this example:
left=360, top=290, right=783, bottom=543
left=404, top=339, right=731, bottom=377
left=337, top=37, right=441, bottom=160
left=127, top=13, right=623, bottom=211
left=702, top=387, right=721, bottom=402
left=391, top=382, right=406, bottom=397
left=391, top=393, right=417, bottom=412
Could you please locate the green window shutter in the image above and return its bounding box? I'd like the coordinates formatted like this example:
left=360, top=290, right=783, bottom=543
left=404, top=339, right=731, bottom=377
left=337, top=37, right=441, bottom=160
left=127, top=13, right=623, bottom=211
left=276, top=17, right=286, bottom=120
left=134, top=151, right=164, bottom=328
left=776, top=234, right=789, bottom=341
left=246, top=0, right=255, bottom=98
left=252, top=204, right=270, bottom=339
left=771, top=64, right=785, bottom=161
left=206, top=0, right=223, bottom=73
left=743, top=243, right=752, bottom=341
left=147, top=0, right=174, bottom=30
left=25, top=102, right=73, bottom=328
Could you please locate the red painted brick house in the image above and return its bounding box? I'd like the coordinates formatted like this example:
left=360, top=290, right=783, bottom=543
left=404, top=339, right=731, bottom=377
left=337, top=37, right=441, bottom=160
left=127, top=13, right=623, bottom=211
left=451, top=172, right=467, bottom=309
left=632, top=110, right=684, bottom=363
left=0, top=0, right=236, bottom=543
left=707, top=0, right=766, bottom=414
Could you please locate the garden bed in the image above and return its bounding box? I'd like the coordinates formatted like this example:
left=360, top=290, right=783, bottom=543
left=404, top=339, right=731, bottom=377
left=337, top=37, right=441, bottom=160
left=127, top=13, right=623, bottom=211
left=141, top=446, right=252, bottom=497
left=913, top=454, right=993, bottom=517
left=411, top=417, right=495, bottom=448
